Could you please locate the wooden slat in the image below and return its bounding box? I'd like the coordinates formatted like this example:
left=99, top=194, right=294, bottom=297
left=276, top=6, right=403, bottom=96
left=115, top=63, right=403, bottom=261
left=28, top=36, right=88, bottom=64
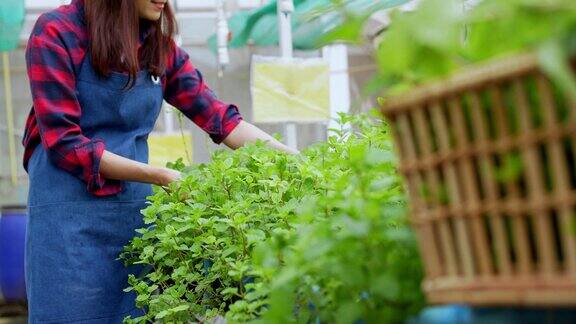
left=570, top=93, right=576, bottom=277
left=427, top=284, right=576, bottom=307
left=430, top=101, right=481, bottom=279
left=491, top=85, right=533, bottom=276
left=465, top=92, right=499, bottom=276
left=468, top=87, right=513, bottom=276
left=438, top=101, right=476, bottom=278
left=396, top=124, right=576, bottom=173
left=536, top=75, right=576, bottom=275
left=409, top=193, right=576, bottom=223
left=570, top=92, right=576, bottom=174
left=412, top=108, right=464, bottom=278
left=513, top=78, right=558, bottom=276
left=395, top=114, right=443, bottom=278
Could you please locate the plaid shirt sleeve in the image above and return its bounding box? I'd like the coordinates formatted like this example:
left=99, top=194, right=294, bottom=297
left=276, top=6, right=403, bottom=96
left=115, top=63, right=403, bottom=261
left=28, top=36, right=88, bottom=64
left=26, top=14, right=122, bottom=196
left=163, top=44, right=243, bottom=144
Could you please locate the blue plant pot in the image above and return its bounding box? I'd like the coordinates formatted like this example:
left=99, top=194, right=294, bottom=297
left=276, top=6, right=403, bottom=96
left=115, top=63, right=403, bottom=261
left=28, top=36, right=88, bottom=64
left=409, top=305, right=472, bottom=324
left=472, top=307, right=576, bottom=324
left=0, top=205, right=27, bottom=302
left=409, top=305, right=576, bottom=324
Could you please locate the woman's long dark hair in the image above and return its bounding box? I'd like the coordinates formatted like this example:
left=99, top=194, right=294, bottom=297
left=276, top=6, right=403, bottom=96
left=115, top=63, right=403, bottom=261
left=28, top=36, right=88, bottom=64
left=84, top=0, right=177, bottom=86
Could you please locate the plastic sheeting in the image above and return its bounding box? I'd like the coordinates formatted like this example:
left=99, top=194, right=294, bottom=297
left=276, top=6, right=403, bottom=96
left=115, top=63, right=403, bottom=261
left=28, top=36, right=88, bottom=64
left=208, top=0, right=409, bottom=51
left=251, top=55, right=330, bottom=123
left=0, top=0, right=25, bottom=52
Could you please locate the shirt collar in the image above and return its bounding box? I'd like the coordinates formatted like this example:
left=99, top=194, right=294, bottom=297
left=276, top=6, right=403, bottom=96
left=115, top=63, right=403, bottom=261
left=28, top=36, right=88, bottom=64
left=72, top=0, right=86, bottom=26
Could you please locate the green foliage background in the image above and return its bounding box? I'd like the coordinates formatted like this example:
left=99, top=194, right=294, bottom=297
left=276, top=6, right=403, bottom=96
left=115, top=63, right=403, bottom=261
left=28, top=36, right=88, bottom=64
left=323, top=0, right=576, bottom=97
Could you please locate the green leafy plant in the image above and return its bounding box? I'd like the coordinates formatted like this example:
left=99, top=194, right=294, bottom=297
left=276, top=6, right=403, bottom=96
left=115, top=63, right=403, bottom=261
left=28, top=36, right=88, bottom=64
left=121, top=114, right=424, bottom=323
left=249, top=113, right=424, bottom=324
left=374, top=0, right=576, bottom=97
left=323, top=0, right=576, bottom=97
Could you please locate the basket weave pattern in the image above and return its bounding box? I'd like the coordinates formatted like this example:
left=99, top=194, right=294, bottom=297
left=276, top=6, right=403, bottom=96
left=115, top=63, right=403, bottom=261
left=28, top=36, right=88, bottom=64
left=381, top=54, right=576, bottom=306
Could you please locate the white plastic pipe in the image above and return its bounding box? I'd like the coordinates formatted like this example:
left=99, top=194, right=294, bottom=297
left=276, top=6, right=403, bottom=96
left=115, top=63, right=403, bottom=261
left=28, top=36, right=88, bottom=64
left=163, top=104, right=174, bottom=134
left=278, top=0, right=294, bottom=59
left=277, top=0, right=297, bottom=149
left=216, top=0, right=230, bottom=67
left=323, top=44, right=350, bottom=133
left=3, top=53, right=17, bottom=186
left=164, top=33, right=183, bottom=135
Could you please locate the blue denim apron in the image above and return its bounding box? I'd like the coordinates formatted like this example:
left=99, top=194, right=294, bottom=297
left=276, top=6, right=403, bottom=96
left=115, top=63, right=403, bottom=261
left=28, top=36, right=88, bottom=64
left=26, top=55, right=163, bottom=323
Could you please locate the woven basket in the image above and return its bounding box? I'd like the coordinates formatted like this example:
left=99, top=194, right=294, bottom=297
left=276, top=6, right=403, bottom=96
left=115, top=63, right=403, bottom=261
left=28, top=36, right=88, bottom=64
left=380, top=53, right=576, bottom=306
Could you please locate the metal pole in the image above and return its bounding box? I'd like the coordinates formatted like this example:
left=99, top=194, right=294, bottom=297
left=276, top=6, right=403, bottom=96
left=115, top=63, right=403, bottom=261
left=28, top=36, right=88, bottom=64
left=2, top=52, right=17, bottom=186
left=278, top=0, right=297, bottom=150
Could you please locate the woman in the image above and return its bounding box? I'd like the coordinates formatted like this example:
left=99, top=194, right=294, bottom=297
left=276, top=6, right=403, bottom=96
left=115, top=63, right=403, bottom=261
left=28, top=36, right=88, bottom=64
left=23, top=0, right=295, bottom=322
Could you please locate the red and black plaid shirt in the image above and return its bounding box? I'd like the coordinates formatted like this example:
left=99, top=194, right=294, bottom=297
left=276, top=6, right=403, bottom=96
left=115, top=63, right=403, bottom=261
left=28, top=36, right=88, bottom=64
left=23, top=0, right=242, bottom=196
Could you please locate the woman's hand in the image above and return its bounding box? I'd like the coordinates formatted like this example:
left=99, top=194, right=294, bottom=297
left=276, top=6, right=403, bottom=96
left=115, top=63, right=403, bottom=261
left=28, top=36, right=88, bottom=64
left=223, top=121, right=300, bottom=154
left=100, top=150, right=182, bottom=186
left=154, top=167, right=182, bottom=186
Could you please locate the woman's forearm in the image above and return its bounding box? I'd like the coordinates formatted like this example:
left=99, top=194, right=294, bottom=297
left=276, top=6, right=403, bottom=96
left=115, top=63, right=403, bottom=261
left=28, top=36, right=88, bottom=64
left=223, top=121, right=299, bottom=154
left=99, top=121, right=293, bottom=187
left=99, top=150, right=180, bottom=186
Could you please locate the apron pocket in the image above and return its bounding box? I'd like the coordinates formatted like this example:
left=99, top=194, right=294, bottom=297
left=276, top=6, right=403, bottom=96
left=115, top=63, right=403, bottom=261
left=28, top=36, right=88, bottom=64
left=26, top=201, right=146, bottom=323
